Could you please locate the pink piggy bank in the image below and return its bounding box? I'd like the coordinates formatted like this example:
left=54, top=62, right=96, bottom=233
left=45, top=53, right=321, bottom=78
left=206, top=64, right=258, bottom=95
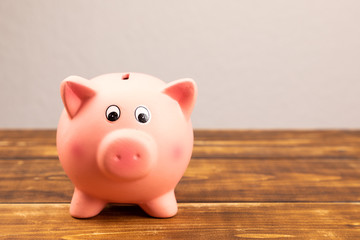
left=56, top=73, right=197, bottom=218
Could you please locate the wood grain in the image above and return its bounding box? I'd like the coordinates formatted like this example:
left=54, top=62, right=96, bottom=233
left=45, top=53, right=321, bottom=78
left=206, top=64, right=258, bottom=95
left=0, top=130, right=57, bottom=159
left=179, top=158, right=360, bottom=202
left=1, top=130, right=359, bottom=239
left=0, top=159, right=72, bottom=202
left=2, top=130, right=360, bottom=159
left=0, top=203, right=359, bottom=239
left=193, top=130, right=360, bottom=159
left=1, top=158, right=359, bottom=203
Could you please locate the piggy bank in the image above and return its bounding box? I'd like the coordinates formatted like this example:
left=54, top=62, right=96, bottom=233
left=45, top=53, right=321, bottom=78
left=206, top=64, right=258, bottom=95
left=56, top=73, right=197, bottom=218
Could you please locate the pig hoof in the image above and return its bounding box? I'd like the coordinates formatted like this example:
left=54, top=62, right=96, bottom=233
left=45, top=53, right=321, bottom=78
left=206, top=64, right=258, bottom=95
left=140, top=191, right=178, bottom=218
left=70, top=188, right=107, bottom=218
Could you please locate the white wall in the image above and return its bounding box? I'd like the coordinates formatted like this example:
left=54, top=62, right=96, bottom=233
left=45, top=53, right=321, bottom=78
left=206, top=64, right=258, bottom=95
left=0, top=0, right=359, bottom=129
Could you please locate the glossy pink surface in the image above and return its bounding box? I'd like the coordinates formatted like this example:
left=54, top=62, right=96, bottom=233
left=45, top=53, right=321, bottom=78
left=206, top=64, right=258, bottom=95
left=56, top=73, right=197, bottom=218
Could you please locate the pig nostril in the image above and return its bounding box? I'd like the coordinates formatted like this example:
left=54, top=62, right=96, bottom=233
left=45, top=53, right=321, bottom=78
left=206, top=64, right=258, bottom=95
left=133, top=153, right=141, bottom=161
left=114, top=153, right=141, bottom=161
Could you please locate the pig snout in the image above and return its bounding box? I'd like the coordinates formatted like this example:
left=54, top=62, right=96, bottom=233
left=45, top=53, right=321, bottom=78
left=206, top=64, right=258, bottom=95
left=97, top=129, right=157, bottom=181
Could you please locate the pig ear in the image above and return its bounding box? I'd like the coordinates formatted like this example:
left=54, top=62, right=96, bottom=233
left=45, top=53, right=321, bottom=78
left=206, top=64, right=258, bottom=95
left=162, top=78, right=197, bottom=120
left=60, top=76, right=96, bottom=119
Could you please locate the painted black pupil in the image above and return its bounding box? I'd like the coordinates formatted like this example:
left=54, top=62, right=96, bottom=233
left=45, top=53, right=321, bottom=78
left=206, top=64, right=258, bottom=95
left=138, top=113, right=148, bottom=123
left=107, top=112, right=119, bottom=121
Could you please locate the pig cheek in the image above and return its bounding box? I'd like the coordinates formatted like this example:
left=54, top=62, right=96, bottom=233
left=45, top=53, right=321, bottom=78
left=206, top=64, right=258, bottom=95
left=172, top=145, right=183, bottom=161
left=71, top=142, right=84, bottom=158
left=69, top=141, right=92, bottom=165
left=67, top=142, right=97, bottom=176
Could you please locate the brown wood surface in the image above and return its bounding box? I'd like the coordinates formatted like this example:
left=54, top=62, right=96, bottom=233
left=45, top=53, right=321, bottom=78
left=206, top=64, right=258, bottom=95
left=1, top=203, right=359, bottom=239
left=0, top=130, right=359, bottom=239
left=1, top=158, right=359, bottom=203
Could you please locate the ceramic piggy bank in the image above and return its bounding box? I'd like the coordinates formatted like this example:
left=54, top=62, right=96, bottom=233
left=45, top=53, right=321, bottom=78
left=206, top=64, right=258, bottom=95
left=56, top=73, right=197, bottom=218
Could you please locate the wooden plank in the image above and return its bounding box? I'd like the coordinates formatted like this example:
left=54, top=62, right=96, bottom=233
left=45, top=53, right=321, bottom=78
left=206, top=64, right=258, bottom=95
left=194, top=129, right=360, bottom=141
left=193, top=130, right=360, bottom=159
left=0, top=130, right=359, bottom=239
left=0, top=159, right=73, bottom=202
left=0, top=203, right=359, bottom=239
left=1, top=130, right=360, bottom=159
left=1, top=158, right=359, bottom=203
left=0, top=130, right=57, bottom=159
left=179, top=158, right=360, bottom=202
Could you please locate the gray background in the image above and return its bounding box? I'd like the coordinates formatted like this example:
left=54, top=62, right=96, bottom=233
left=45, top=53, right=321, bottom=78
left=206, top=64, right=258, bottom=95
left=1, top=0, right=359, bottom=129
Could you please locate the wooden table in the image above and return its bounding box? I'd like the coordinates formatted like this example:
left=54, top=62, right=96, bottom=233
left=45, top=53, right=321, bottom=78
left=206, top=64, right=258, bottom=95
left=0, top=130, right=359, bottom=239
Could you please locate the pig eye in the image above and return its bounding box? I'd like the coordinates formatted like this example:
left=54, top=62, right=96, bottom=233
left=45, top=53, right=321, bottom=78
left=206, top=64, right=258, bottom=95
left=106, top=105, right=120, bottom=122
left=135, top=106, right=151, bottom=124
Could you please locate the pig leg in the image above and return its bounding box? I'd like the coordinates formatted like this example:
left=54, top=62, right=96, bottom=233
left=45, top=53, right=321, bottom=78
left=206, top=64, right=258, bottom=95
left=139, top=190, right=178, bottom=218
left=70, top=187, right=107, bottom=218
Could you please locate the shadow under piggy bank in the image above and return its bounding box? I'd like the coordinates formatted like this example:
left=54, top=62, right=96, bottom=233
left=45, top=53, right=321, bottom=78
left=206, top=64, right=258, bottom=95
left=72, top=204, right=155, bottom=220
